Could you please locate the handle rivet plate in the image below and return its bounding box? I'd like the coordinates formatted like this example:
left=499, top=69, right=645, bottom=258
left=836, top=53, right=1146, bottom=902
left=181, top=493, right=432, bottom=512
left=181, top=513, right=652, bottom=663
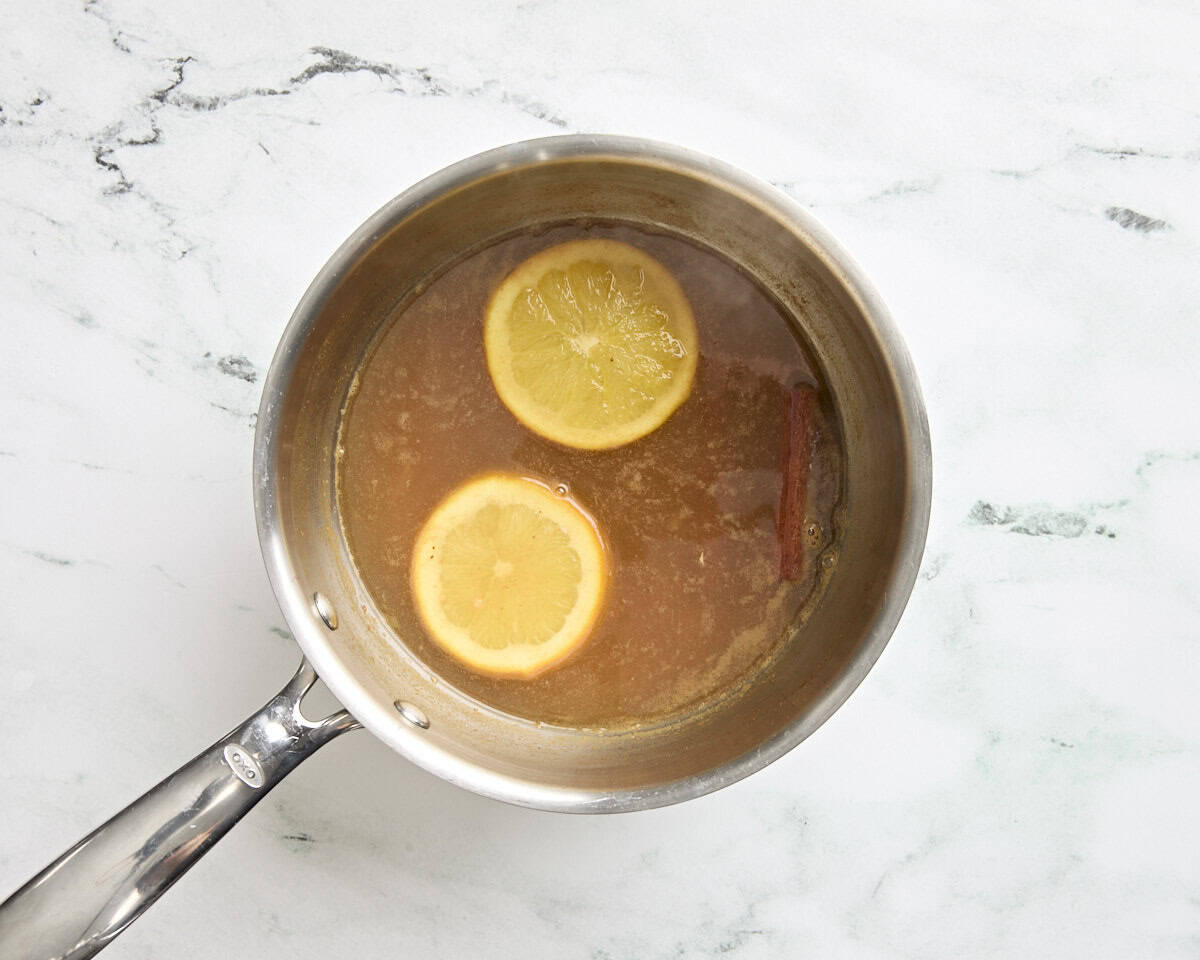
left=312, top=592, right=338, bottom=630
left=394, top=700, right=430, bottom=729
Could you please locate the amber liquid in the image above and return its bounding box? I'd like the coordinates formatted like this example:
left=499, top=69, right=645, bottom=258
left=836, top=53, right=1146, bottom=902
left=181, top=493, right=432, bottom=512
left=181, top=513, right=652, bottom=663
left=336, top=223, right=842, bottom=727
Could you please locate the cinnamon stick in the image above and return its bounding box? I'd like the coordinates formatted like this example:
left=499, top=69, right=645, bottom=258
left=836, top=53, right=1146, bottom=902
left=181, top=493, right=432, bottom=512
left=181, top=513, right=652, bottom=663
left=778, top=384, right=818, bottom=581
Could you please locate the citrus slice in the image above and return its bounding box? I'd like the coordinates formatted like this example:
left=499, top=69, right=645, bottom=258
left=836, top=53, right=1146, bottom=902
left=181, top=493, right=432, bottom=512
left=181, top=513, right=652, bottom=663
left=484, top=238, right=698, bottom=449
left=410, top=473, right=607, bottom=678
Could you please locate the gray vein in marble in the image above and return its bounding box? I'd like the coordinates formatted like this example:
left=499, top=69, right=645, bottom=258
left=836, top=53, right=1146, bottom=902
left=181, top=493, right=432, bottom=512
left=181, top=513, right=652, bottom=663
left=210, top=353, right=258, bottom=383
left=920, top=552, right=949, bottom=581
left=990, top=142, right=1200, bottom=185
left=488, top=84, right=569, bottom=128
left=289, top=46, right=445, bottom=93
left=150, top=55, right=195, bottom=106
left=88, top=117, right=195, bottom=259
left=27, top=550, right=73, bottom=567
left=151, top=563, right=186, bottom=588
left=710, top=908, right=768, bottom=955
left=1106, top=206, right=1170, bottom=233
left=16, top=547, right=103, bottom=568
left=91, top=143, right=130, bottom=194
left=0, top=91, right=50, bottom=128
left=266, top=797, right=337, bottom=858
left=773, top=174, right=945, bottom=207
left=1136, top=449, right=1200, bottom=478
left=113, top=45, right=568, bottom=129
left=967, top=500, right=1124, bottom=539
left=989, top=147, right=1200, bottom=231
left=870, top=176, right=942, bottom=201
left=773, top=138, right=1199, bottom=210
left=966, top=449, right=1200, bottom=539
left=83, top=0, right=136, bottom=54
left=1, top=199, right=67, bottom=230
left=207, top=399, right=256, bottom=421
left=871, top=830, right=942, bottom=901
left=280, top=831, right=317, bottom=857
left=47, top=457, right=140, bottom=477
left=1079, top=144, right=1193, bottom=161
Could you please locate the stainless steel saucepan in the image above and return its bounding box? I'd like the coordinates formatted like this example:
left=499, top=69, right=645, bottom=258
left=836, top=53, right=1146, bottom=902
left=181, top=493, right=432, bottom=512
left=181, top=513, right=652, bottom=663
left=0, top=135, right=931, bottom=959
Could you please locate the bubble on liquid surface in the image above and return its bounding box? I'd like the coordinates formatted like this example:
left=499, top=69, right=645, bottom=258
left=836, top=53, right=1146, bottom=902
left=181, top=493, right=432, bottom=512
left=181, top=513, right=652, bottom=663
left=554, top=482, right=569, bottom=497
left=805, top=520, right=822, bottom=549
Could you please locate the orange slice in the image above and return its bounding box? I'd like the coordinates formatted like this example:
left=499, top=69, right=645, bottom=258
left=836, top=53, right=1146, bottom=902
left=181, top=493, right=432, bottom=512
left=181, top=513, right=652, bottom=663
left=484, top=238, right=698, bottom=449
left=410, top=473, right=607, bottom=678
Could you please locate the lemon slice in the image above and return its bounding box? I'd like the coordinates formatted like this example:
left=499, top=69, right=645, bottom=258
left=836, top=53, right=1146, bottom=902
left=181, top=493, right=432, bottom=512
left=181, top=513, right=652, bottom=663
left=484, top=238, right=698, bottom=449
left=410, top=473, right=607, bottom=678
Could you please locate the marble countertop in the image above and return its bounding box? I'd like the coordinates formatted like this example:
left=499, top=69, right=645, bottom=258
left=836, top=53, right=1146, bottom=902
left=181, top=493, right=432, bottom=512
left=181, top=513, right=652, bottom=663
left=3, top=2, right=1198, bottom=957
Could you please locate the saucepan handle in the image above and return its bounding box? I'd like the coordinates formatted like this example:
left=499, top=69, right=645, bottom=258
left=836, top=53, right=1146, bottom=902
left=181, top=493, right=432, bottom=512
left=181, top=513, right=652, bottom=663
left=0, top=658, right=358, bottom=960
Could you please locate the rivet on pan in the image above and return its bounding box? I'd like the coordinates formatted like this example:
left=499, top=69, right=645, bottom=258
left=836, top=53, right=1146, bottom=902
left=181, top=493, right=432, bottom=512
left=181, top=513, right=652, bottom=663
left=394, top=700, right=430, bottom=729
left=312, top=592, right=338, bottom=630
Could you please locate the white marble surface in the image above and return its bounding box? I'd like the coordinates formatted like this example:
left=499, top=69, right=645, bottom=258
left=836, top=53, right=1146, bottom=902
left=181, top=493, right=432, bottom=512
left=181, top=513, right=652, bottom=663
left=3, top=1, right=1199, bottom=956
